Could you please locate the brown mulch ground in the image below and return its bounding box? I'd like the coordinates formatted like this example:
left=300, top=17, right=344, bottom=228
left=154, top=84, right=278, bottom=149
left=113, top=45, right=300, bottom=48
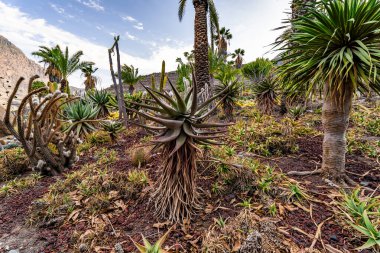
left=0, top=126, right=379, bottom=252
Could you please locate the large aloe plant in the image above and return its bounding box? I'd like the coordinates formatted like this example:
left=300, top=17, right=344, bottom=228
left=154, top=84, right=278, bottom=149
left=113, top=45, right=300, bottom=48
left=128, top=71, right=231, bottom=222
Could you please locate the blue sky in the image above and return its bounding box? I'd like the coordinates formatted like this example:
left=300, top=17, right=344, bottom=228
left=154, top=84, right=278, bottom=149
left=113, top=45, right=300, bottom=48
left=0, top=0, right=290, bottom=88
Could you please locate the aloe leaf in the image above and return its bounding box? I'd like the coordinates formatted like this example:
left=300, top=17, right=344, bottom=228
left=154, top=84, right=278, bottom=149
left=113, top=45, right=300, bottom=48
left=153, top=128, right=181, bottom=143
left=167, top=78, right=186, bottom=113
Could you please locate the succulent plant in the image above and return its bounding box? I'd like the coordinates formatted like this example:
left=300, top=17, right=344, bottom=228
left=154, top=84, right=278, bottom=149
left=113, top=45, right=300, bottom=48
left=214, top=64, right=242, bottom=121
left=101, top=120, right=124, bottom=142
left=4, top=76, right=80, bottom=175
left=87, top=89, right=111, bottom=117
left=62, top=100, right=99, bottom=138
left=131, top=228, right=171, bottom=253
left=128, top=70, right=231, bottom=222
left=252, top=75, right=278, bottom=114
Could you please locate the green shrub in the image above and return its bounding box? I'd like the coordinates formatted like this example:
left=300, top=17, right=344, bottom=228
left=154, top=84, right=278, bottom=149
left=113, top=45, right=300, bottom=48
left=0, top=148, right=29, bottom=181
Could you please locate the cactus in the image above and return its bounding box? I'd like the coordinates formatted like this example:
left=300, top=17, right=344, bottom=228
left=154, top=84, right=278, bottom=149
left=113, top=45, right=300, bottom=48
left=159, top=60, right=167, bottom=92
left=3, top=76, right=80, bottom=175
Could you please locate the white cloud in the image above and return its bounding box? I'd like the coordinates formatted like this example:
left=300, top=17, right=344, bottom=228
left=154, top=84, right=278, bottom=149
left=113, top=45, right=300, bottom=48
left=76, top=0, right=104, bottom=11
left=122, top=15, right=137, bottom=22
left=0, top=1, right=191, bottom=89
left=133, top=22, right=144, bottom=30
left=122, top=15, right=144, bottom=30
left=49, top=3, right=64, bottom=14
left=125, top=32, right=137, bottom=41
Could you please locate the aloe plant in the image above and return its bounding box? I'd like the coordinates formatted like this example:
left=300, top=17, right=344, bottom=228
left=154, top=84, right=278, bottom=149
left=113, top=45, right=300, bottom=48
left=131, top=228, right=171, bottom=253
left=101, top=120, right=124, bottom=142
left=62, top=100, right=99, bottom=138
left=128, top=70, right=231, bottom=221
left=87, top=89, right=111, bottom=118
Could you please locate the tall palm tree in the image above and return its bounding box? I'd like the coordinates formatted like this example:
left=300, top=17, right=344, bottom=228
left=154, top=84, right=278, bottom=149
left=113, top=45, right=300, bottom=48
left=32, top=46, right=62, bottom=83
left=120, top=64, right=142, bottom=94
left=277, top=0, right=380, bottom=184
left=52, top=46, right=90, bottom=94
left=81, top=63, right=99, bottom=91
left=178, top=0, right=219, bottom=91
left=215, top=27, right=232, bottom=57
left=231, top=48, right=245, bottom=69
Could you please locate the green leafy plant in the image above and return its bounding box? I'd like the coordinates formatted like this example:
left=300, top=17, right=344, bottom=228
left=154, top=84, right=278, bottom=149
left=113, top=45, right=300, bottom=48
left=131, top=228, right=172, bottom=253
left=119, top=64, right=143, bottom=94
left=87, top=89, right=111, bottom=117
left=214, top=64, right=242, bottom=121
left=242, top=58, right=273, bottom=83
left=101, top=120, right=123, bottom=142
left=252, top=75, right=278, bottom=114
left=351, top=210, right=380, bottom=251
left=237, top=198, right=252, bottom=209
left=127, top=69, right=231, bottom=222
left=288, top=105, right=306, bottom=120
left=63, top=100, right=99, bottom=138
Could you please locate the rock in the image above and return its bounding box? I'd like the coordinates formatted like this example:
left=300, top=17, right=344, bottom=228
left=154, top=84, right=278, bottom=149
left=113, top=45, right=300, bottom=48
left=114, top=243, right=124, bottom=253
left=79, top=243, right=88, bottom=252
left=8, top=250, right=20, bottom=253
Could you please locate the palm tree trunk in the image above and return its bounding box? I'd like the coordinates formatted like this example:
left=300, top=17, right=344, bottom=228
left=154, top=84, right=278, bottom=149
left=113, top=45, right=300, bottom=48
left=193, top=0, right=210, bottom=92
left=129, top=85, right=135, bottom=95
left=60, top=79, right=68, bottom=93
left=322, top=83, right=353, bottom=182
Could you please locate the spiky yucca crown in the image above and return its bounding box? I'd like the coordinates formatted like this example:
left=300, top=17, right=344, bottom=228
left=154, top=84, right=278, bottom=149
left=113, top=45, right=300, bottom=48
left=128, top=71, right=232, bottom=154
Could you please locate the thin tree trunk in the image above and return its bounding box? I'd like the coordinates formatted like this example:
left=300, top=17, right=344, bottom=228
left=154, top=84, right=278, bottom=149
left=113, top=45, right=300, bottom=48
left=115, top=42, right=128, bottom=125
left=322, top=83, right=353, bottom=182
left=193, top=0, right=210, bottom=93
left=108, top=49, right=123, bottom=120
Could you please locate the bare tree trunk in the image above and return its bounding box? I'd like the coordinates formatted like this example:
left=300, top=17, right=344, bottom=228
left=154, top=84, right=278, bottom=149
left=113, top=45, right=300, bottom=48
left=108, top=37, right=128, bottom=125
left=322, top=83, right=353, bottom=183
left=193, top=0, right=210, bottom=93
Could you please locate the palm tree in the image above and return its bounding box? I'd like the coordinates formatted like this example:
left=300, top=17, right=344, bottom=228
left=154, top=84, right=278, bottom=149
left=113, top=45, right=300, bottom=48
left=32, top=46, right=62, bottom=83
left=277, top=0, right=380, bottom=184
left=231, top=48, right=245, bottom=69
left=120, top=64, right=142, bottom=94
left=52, top=46, right=90, bottom=94
left=215, top=27, right=232, bottom=57
left=81, top=63, right=98, bottom=91
left=178, top=0, right=219, bottom=91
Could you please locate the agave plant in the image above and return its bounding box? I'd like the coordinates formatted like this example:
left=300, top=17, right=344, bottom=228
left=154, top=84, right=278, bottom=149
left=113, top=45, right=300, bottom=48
left=252, top=75, right=278, bottom=114
left=101, top=120, right=124, bottom=142
left=128, top=71, right=231, bottom=222
left=87, top=89, right=111, bottom=118
left=62, top=100, right=99, bottom=138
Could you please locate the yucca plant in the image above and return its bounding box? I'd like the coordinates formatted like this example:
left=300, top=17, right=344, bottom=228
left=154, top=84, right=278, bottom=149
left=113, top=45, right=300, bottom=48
left=101, top=120, right=124, bottom=142
left=252, top=75, right=278, bottom=114
left=128, top=71, right=231, bottom=222
left=62, top=100, right=99, bottom=138
left=131, top=228, right=172, bottom=253
left=87, top=89, right=111, bottom=118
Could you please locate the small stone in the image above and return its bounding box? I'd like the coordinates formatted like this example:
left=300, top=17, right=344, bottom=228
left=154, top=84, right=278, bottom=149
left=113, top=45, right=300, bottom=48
left=330, top=234, right=338, bottom=242
left=8, top=250, right=20, bottom=253
left=79, top=243, right=88, bottom=252
left=114, top=243, right=124, bottom=253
